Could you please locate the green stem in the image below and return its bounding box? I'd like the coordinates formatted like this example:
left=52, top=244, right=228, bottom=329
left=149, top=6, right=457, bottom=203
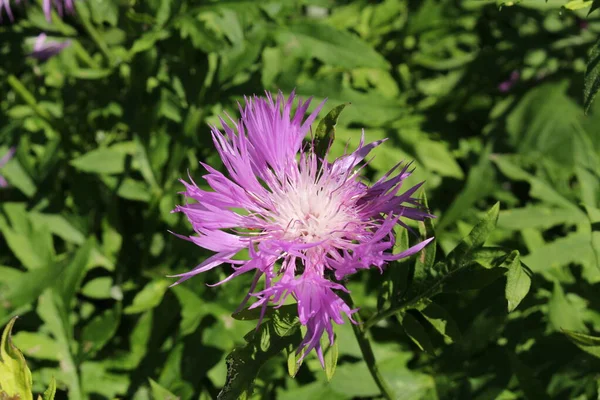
left=345, top=294, right=394, bottom=400
left=7, top=75, right=53, bottom=122
left=75, top=2, right=113, bottom=65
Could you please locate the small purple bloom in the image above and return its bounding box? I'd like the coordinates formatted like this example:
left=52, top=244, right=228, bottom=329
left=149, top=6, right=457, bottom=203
left=578, top=18, right=589, bottom=31
left=498, top=70, right=520, bottom=93
left=0, top=0, right=17, bottom=22
left=173, top=92, right=434, bottom=366
left=0, top=147, right=16, bottom=188
left=30, top=33, right=71, bottom=61
left=43, top=0, right=75, bottom=22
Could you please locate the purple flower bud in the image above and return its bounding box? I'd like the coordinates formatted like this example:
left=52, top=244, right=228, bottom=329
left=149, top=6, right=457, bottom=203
left=498, top=70, right=520, bottom=93
left=30, top=33, right=71, bottom=61
left=0, top=147, right=16, bottom=188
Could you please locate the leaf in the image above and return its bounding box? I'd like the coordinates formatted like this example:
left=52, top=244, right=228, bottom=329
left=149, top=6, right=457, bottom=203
left=562, top=329, right=600, bottom=358
left=81, top=277, right=113, bottom=299
left=414, top=191, right=436, bottom=278
left=218, top=309, right=301, bottom=400
left=400, top=313, right=435, bottom=355
left=509, top=353, right=551, bottom=400
left=324, top=340, right=339, bottom=382
left=447, top=203, right=500, bottom=269
left=36, top=292, right=82, bottom=399
left=12, top=332, right=61, bottom=361
left=548, top=281, right=587, bottom=332
left=523, top=232, right=594, bottom=275
left=57, top=239, right=94, bottom=309
left=0, top=261, right=67, bottom=325
left=100, top=177, right=151, bottom=202
left=498, top=207, right=587, bottom=231
left=418, top=301, right=461, bottom=343
left=28, top=213, right=86, bottom=245
left=40, top=377, right=56, bottom=400
left=505, top=251, right=531, bottom=312
left=563, top=0, right=593, bottom=10
left=0, top=317, right=33, bottom=400
left=124, top=279, right=171, bottom=314
left=129, top=30, right=170, bottom=55
left=290, top=80, right=407, bottom=127
left=584, top=37, right=600, bottom=114
left=437, top=145, right=495, bottom=231
left=590, top=0, right=600, bottom=15
left=149, top=379, right=180, bottom=400
left=313, top=103, right=348, bottom=161
left=81, top=306, right=121, bottom=356
left=70, top=147, right=127, bottom=175
left=274, top=23, right=388, bottom=69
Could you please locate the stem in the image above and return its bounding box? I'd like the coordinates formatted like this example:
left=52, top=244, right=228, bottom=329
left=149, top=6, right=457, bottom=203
left=345, top=294, right=394, bottom=400
left=75, top=2, right=113, bottom=65
left=7, top=75, right=53, bottom=122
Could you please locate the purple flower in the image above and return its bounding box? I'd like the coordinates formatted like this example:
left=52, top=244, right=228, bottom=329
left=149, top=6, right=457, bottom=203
left=30, top=33, right=71, bottom=60
left=43, top=0, right=75, bottom=22
left=0, top=0, right=18, bottom=22
left=0, top=147, right=16, bottom=188
left=498, top=70, right=520, bottom=93
left=173, top=92, right=434, bottom=366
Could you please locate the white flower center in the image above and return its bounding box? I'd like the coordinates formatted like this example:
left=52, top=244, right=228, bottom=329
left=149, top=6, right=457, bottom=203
left=270, top=177, right=357, bottom=243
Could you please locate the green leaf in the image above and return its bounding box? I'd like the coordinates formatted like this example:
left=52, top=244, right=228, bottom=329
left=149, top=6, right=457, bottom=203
left=548, top=282, right=587, bottom=332
left=563, top=0, right=593, bottom=10
left=81, top=277, right=113, bottom=300
left=219, top=308, right=301, bottom=400
left=274, top=23, right=388, bottom=70
left=40, top=377, right=57, bottom=400
left=314, top=103, right=348, bottom=161
left=124, top=279, right=171, bottom=314
left=589, top=0, right=600, bottom=15
left=36, top=292, right=82, bottom=399
left=0, top=317, right=33, bottom=400
left=130, top=30, right=170, bottom=55
left=12, top=332, right=61, bottom=361
left=509, top=353, right=551, bottom=400
left=400, top=313, right=435, bottom=355
left=437, top=145, right=495, bottom=231
left=149, top=379, right=180, bottom=400
left=447, top=203, right=500, bottom=269
left=414, top=191, right=436, bottom=277
left=505, top=251, right=531, bottom=312
left=417, top=301, right=461, bottom=343
left=70, top=147, right=127, bottom=175
left=0, top=261, right=67, bottom=325
left=584, top=37, right=600, bottom=114
left=29, top=213, right=86, bottom=245
left=523, top=232, right=594, bottom=275
left=81, top=306, right=121, bottom=356
left=324, top=340, right=339, bottom=382
left=57, top=239, right=94, bottom=308
left=498, top=207, right=587, bottom=231
left=562, top=329, right=600, bottom=358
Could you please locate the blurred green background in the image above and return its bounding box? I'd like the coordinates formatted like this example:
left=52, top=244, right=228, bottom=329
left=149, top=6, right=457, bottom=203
left=1, top=0, right=600, bottom=399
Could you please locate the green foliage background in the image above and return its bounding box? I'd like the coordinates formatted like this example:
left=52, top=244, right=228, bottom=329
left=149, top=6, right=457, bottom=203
left=1, top=0, right=600, bottom=399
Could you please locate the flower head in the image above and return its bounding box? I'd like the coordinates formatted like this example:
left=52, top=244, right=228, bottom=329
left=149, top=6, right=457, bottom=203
left=30, top=33, right=71, bottom=61
left=0, top=147, right=16, bottom=188
left=173, top=92, right=434, bottom=366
